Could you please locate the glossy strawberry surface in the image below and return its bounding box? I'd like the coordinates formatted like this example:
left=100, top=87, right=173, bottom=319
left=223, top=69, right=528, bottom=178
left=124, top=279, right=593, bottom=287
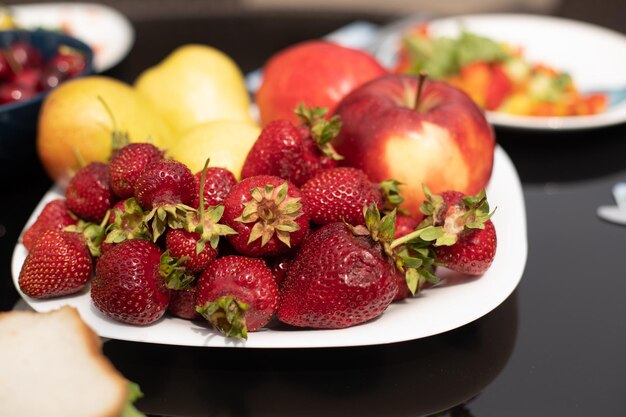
left=134, top=159, right=195, bottom=210
left=278, top=222, right=397, bottom=329
left=92, top=239, right=171, bottom=325
left=192, top=167, right=238, bottom=209
left=241, top=119, right=337, bottom=187
left=435, top=220, right=497, bottom=275
left=196, top=255, right=278, bottom=333
left=165, top=228, right=218, bottom=274
left=21, top=199, right=76, bottom=251
left=19, top=230, right=92, bottom=299
left=109, top=143, right=164, bottom=199
left=65, top=162, right=115, bottom=223
left=301, top=167, right=382, bottom=226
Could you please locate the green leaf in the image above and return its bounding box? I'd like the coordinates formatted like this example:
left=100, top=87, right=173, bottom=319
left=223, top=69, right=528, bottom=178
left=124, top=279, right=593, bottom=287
left=120, top=381, right=146, bottom=417
left=406, top=268, right=419, bottom=295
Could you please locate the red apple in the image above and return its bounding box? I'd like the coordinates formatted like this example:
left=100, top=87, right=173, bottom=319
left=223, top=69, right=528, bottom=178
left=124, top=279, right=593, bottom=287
left=256, top=40, right=388, bottom=126
left=332, top=74, right=495, bottom=220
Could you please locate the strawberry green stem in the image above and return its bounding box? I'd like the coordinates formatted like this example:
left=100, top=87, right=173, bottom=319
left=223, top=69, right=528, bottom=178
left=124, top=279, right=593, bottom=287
left=197, top=158, right=211, bottom=223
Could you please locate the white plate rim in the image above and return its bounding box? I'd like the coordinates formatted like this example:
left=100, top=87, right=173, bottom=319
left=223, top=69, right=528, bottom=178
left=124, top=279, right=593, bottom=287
left=373, top=13, right=626, bottom=131
left=10, top=2, right=135, bottom=73
left=10, top=145, right=527, bottom=348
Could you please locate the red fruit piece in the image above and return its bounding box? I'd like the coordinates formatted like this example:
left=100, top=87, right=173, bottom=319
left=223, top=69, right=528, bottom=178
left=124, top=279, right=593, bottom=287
left=223, top=175, right=309, bottom=257
left=18, top=230, right=92, bottom=299
left=9, top=41, right=43, bottom=69
left=434, top=220, right=497, bottom=275
left=196, top=255, right=279, bottom=338
left=65, top=162, right=115, bottom=223
left=22, top=199, right=77, bottom=251
left=109, top=143, right=164, bottom=199
left=301, top=167, right=382, bottom=226
left=169, top=285, right=201, bottom=320
left=165, top=228, right=218, bottom=274
left=241, top=106, right=342, bottom=187
left=420, top=187, right=497, bottom=275
left=277, top=222, right=398, bottom=329
left=192, top=167, right=238, bottom=209
left=134, top=159, right=195, bottom=210
left=91, top=239, right=178, bottom=325
left=134, top=159, right=197, bottom=240
left=485, top=63, right=513, bottom=111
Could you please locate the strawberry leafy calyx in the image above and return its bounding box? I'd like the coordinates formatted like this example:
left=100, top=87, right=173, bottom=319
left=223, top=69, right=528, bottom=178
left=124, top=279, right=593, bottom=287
left=196, top=295, right=250, bottom=340
left=235, top=181, right=303, bottom=248
left=160, top=251, right=195, bottom=290
left=64, top=211, right=111, bottom=257
left=419, top=185, right=494, bottom=246
left=294, top=103, right=344, bottom=161
left=186, top=159, right=237, bottom=254
left=185, top=204, right=237, bottom=254
left=104, top=198, right=153, bottom=245
left=145, top=204, right=195, bottom=242
left=350, top=204, right=439, bottom=295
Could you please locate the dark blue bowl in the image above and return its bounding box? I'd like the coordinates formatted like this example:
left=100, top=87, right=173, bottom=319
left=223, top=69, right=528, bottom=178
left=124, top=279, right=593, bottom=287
left=0, top=30, right=94, bottom=161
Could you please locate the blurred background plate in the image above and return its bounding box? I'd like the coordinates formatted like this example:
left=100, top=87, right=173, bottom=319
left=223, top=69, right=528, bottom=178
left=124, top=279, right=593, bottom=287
left=10, top=2, right=134, bottom=72
left=373, top=14, right=626, bottom=130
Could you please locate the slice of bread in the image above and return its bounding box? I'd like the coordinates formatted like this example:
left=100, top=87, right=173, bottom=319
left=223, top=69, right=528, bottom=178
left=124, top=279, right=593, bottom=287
left=0, top=306, right=129, bottom=417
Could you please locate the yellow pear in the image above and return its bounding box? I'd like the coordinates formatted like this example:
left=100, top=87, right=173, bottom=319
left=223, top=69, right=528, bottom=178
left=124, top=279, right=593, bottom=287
left=37, top=76, right=173, bottom=184
left=134, top=44, right=253, bottom=136
left=167, top=119, right=261, bottom=178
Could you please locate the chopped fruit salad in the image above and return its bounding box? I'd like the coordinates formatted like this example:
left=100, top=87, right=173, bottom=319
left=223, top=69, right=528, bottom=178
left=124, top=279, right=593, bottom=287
left=393, top=24, right=608, bottom=117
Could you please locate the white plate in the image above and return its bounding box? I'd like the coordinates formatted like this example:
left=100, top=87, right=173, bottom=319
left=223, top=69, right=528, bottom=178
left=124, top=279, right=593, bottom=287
left=11, top=145, right=527, bottom=348
left=10, top=2, right=134, bottom=72
left=374, top=14, right=626, bottom=130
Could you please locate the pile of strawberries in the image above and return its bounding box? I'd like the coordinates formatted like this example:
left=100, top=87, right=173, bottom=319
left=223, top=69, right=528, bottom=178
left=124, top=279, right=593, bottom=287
left=18, top=106, right=497, bottom=339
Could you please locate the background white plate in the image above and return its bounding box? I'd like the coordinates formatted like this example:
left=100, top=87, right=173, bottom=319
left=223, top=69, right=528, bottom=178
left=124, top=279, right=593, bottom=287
left=11, top=145, right=527, bottom=348
left=10, top=2, right=134, bottom=72
left=374, top=14, right=626, bottom=130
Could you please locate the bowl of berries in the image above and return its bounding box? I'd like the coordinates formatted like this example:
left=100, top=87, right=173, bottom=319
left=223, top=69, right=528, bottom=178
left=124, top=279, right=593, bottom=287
left=0, top=29, right=93, bottom=160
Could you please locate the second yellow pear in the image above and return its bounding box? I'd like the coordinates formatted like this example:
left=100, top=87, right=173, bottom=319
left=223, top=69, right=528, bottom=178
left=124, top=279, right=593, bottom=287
left=134, top=44, right=253, bottom=136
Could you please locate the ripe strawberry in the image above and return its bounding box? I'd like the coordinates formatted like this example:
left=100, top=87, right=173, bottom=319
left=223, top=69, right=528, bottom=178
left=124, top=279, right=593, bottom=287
left=434, top=220, right=497, bottom=275
left=22, top=199, right=77, bottom=251
left=277, top=221, right=398, bottom=329
left=192, top=167, right=238, bottom=209
left=241, top=105, right=342, bottom=187
left=18, top=229, right=92, bottom=299
left=301, top=167, right=382, bottom=226
left=91, top=239, right=192, bottom=325
left=109, top=142, right=164, bottom=199
left=134, top=159, right=196, bottom=240
left=169, top=284, right=201, bottom=320
left=222, top=175, right=309, bottom=257
left=65, top=162, right=115, bottom=223
left=165, top=228, right=217, bottom=274
left=196, top=255, right=279, bottom=339
left=419, top=187, right=497, bottom=275
left=134, top=159, right=196, bottom=210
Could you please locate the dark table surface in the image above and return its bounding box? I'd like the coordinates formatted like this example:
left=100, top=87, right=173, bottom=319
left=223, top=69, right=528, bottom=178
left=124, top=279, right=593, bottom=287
left=2, top=7, right=626, bottom=417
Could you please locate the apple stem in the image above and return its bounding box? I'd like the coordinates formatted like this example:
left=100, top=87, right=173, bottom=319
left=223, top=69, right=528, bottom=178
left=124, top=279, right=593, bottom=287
left=413, top=71, right=428, bottom=112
